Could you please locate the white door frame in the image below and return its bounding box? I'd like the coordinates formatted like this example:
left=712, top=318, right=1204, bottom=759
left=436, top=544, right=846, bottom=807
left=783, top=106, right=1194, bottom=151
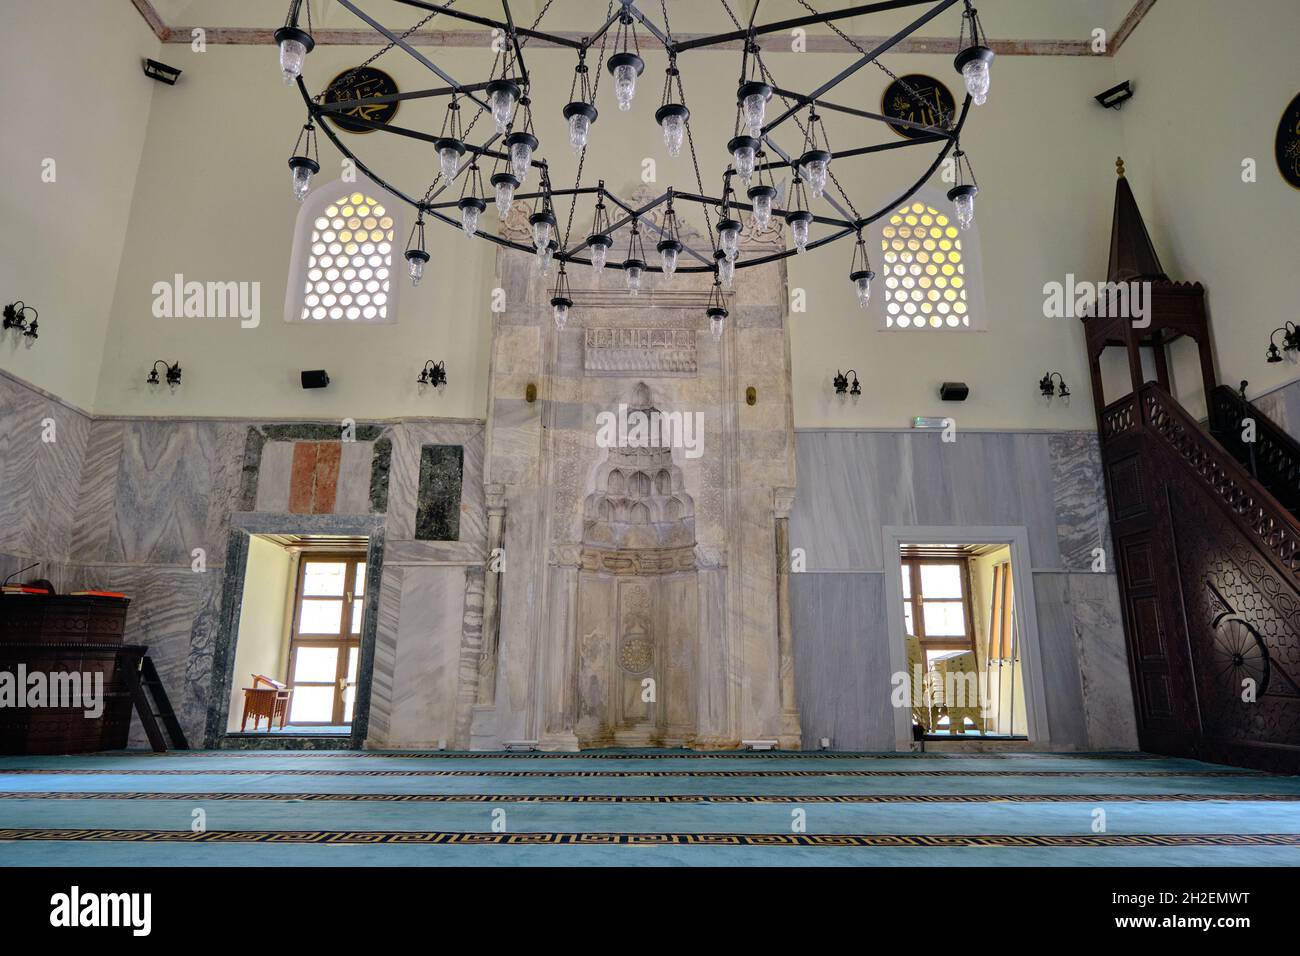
left=881, top=525, right=1050, bottom=750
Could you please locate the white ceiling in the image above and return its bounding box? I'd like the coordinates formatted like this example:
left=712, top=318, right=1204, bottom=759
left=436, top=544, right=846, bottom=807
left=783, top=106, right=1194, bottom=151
left=145, top=0, right=1145, bottom=46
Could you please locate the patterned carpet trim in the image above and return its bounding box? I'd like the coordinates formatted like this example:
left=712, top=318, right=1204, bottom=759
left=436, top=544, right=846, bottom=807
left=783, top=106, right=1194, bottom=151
left=3, top=791, right=1295, bottom=804
left=0, top=768, right=1267, bottom=778
left=2, top=829, right=1297, bottom=848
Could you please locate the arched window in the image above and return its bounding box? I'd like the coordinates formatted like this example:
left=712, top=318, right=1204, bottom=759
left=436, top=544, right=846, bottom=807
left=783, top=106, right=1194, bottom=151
left=879, top=197, right=982, bottom=330
left=285, top=182, right=402, bottom=323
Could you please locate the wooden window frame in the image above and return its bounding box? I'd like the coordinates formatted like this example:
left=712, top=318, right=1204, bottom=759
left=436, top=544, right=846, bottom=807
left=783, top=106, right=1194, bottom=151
left=286, top=552, right=367, bottom=727
left=902, top=557, right=977, bottom=653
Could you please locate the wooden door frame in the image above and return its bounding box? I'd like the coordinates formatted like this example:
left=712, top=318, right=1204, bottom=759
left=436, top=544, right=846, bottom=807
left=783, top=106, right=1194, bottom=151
left=286, top=552, right=367, bottom=727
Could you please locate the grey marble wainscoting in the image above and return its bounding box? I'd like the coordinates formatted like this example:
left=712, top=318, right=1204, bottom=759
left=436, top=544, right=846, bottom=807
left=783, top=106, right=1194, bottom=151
left=0, top=371, right=90, bottom=562
left=789, top=430, right=1064, bottom=572
left=788, top=572, right=894, bottom=751
left=369, top=563, right=473, bottom=748
left=1028, top=572, right=1091, bottom=750
left=1067, top=572, right=1139, bottom=749
left=787, top=428, right=1133, bottom=752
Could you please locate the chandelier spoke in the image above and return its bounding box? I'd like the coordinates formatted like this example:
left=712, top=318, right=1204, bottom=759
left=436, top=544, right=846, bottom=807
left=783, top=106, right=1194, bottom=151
left=760, top=0, right=963, bottom=136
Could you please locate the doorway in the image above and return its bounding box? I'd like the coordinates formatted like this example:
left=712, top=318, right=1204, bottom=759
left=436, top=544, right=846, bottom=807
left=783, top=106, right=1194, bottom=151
left=883, top=526, right=1049, bottom=749
left=221, top=532, right=373, bottom=740
left=899, top=545, right=1026, bottom=738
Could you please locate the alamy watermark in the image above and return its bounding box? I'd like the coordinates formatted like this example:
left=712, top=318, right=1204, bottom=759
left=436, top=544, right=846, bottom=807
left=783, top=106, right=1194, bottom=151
left=152, top=274, right=261, bottom=328
left=595, top=404, right=705, bottom=460
left=0, top=666, right=104, bottom=718
left=1043, top=274, right=1151, bottom=328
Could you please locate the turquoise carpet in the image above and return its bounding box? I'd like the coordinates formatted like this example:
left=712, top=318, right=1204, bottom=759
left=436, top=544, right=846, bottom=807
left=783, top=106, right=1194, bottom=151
left=0, top=750, right=1297, bottom=867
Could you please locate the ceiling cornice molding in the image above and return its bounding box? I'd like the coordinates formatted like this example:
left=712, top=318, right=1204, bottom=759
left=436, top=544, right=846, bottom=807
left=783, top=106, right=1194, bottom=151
left=130, top=1, right=1156, bottom=57
left=134, top=0, right=1159, bottom=56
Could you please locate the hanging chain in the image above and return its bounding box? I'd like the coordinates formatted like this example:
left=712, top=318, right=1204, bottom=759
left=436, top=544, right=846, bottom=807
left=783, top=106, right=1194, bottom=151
left=791, top=0, right=953, bottom=129
left=417, top=0, right=558, bottom=207
left=314, top=3, right=456, bottom=103
left=560, top=0, right=614, bottom=251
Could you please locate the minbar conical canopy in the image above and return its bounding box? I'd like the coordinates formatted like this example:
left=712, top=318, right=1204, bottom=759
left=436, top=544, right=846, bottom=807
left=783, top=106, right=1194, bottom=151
left=1108, top=157, right=1169, bottom=284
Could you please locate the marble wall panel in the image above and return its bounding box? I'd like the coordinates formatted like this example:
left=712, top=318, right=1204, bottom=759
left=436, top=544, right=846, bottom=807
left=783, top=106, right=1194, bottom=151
left=383, top=565, right=469, bottom=747
left=1049, top=431, right=1114, bottom=572
left=790, top=431, right=1078, bottom=573
left=1068, top=571, right=1140, bottom=750
left=789, top=572, right=894, bottom=751
left=104, top=420, right=239, bottom=567
left=1029, top=572, right=1090, bottom=750
left=0, top=373, right=90, bottom=561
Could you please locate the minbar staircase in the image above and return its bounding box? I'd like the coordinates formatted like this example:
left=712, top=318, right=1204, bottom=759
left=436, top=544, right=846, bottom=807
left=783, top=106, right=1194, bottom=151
left=1084, top=162, right=1300, bottom=772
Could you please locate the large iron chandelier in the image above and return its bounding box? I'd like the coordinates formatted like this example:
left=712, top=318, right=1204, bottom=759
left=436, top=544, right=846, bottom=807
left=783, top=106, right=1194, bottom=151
left=279, top=0, right=994, bottom=326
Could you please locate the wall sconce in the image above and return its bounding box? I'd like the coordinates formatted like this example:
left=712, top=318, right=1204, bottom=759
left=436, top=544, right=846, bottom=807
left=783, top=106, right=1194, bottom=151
left=745, top=386, right=757, bottom=406
left=832, top=370, right=861, bottom=397
left=1266, top=322, right=1299, bottom=363
left=142, top=59, right=183, bottom=85
left=2, top=302, right=38, bottom=340
left=417, top=360, right=447, bottom=389
left=1039, top=371, right=1070, bottom=401
left=525, top=383, right=538, bottom=403
left=147, top=360, right=182, bottom=388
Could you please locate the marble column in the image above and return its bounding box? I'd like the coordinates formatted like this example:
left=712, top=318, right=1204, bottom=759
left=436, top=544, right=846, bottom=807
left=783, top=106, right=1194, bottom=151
left=474, top=483, right=507, bottom=706
left=774, top=487, right=801, bottom=748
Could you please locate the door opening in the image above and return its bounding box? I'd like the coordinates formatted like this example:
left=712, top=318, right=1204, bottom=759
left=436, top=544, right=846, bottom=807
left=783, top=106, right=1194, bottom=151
left=226, top=535, right=368, bottom=737
left=899, top=543, right=1027, bottom=739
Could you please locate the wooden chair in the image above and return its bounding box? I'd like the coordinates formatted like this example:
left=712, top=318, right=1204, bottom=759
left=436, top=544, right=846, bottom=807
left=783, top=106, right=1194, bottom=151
left=241, top=674, right=292, bottom=732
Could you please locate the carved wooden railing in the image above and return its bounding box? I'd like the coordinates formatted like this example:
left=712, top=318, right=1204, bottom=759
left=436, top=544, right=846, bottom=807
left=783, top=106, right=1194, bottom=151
left=1207, top=384, right=1300, bottom=514
left=1140, top=384, right=1300, bottom=579
left=1101, top=393, right=1139, bottom=442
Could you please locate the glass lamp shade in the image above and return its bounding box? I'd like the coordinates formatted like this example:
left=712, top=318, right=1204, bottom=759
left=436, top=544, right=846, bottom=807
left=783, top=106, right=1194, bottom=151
left=529, top=212, right=556, bottom=252
left=505, top=132, right=538, bottom=184
left=850, top=269, right=875, bottom=309
left=748, top=185, right=777, bottom=232
left=717, top=218, right=742, bottom=260
left=274, top=27, right=314, bottom=84
left=458, top=197, right=486, bottom=238
left=551, top=296, right=572, bottom=331
left=486, top=79, right=520, bottom=133
left=716, top=252, right=735, bottom=289
left=655, top=104, right=689, bottom=157
left=623, top=258, right=645, bottom=295
left=405, top=249, right=430, bottom=286
left=288, top=156, right=319, bottom=202
left=738, top=81, right=772, bottom=136
left=948, top=184, right=978, bottom=231
left=587, top=234, right=613, bottom=274
left=535, top=240, right=557, bottom=273
left=786, top=210, right=813, bottom=254
left=435, top=138, right=466, bottom=184
left=657, top=239, right=681, bottom=278
left=607, top=52, right=645, bottom=112
left=728, top=135, right=759, bottom=185
left=799, top=149, right=832, bottom=199
left=707, top=307, right=727, bottom=342
left=563, top=101, right=598, bottom=153
left=955, top=46, right=995, bottom=106
left=491, top=172, right=519, bottom=218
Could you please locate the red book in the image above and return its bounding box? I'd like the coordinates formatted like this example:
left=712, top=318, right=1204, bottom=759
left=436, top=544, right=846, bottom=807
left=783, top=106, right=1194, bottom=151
left=68, top=590, right=128, bottom=599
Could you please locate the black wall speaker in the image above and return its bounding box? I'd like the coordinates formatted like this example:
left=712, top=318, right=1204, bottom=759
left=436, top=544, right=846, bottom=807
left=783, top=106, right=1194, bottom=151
left=301, top=370, right=331, bottom=389
left=939, top=382, right=969, bottom=402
